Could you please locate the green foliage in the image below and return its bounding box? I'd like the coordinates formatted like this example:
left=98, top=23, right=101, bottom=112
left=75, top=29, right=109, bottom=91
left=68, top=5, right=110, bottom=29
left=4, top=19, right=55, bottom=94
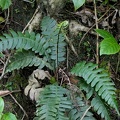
left=69, top=97, right=96, bottom=120
left=0, top=15, right=119, bottom=120
left=41, top=16, right=66, bottom=68
left=0, top=0, right=12, bottom=10
left=71, top=61, right=119, bottom=120
left=91, top=95, right=111, bottom=120
left=95, top=29, right=120, bottom=55
left=0, top=97, right=17, bottom=120
left=6, top=50, right=53, bottom=73
left=72, top=0, right=85, bottom=11
left=0, top=97, right=4, bottom=114
left=35, top=85, right=72, bottom=120
left=0, top=30, right=47, bottom=55
left=0, top=16, right=66, bottom=72
left=1, top=113, right=17, bottom=120
left=79, top=79, right=111, bottom=120
left=34, top=84, right=95, bottom=120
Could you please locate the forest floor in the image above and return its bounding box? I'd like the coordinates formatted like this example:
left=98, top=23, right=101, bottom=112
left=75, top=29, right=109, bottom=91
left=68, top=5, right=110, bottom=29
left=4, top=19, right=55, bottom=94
left=0, top=0, right=120, bottom=120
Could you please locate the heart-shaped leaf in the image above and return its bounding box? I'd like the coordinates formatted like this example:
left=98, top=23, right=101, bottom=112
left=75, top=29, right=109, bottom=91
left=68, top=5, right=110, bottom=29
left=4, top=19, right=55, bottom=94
left=0, top=0, right=12, bottom=10
left=1, top=113, right=17, bottom=120
left=95, top=29, right=120, bottom=55
left=72, top=0, right=85, bottom=11
left=100, top=38, right=120, bottom=55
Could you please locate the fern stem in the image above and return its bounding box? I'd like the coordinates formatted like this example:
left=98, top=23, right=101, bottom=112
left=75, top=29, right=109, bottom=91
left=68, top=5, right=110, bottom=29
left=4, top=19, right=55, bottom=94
left=116, top=52, right=120, bottom=74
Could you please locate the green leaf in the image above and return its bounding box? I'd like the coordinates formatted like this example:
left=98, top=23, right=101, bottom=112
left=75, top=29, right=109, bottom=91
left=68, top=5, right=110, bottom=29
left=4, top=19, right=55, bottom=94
left=0, top=97, right=4, bottom=113
left=0, top=0, right=12, bottom=10
left=91, top=95, right=111, bottom=120
left=95, top=29, right=113, bottom=38
left=72, top=0, right=85, bottom=11
left=95, top=29, right=120, bottom=55
left=100, top=38, right=120, bottom=55
left=5, top=50, right=53, bottom=73
left=0, top=114, right=3, bottom=119
left=1, top=113, right=17, bottom=120
left=0, top=52, right=4, bottom=58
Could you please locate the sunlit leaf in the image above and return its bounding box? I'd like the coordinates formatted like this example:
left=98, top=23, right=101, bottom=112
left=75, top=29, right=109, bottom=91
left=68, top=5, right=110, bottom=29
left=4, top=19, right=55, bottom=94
left=72, top=0, right=85, bottom=11
left=0, top=17, right=5, bottom=23
left=0, top=0, right=12, bottom=10
left=95, top=29, right=113, bottom=38
left=1, top=113, right=17, bottom=120
left=95, top=29, right=120, bottom=55
left=100, top=38, right=120, bottom=55
left=0, top=97, right=4, bottom=113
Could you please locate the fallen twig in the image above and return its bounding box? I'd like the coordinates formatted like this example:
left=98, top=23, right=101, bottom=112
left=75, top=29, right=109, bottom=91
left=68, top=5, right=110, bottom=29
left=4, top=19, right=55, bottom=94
left=0, top=54, right=11, bottom=80
left=10, top=94, right=28, bottom=118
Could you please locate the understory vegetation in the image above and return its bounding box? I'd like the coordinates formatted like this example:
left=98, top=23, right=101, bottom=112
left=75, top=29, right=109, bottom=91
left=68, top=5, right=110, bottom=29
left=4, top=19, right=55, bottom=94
left=0, top=0, right=120, bottom=120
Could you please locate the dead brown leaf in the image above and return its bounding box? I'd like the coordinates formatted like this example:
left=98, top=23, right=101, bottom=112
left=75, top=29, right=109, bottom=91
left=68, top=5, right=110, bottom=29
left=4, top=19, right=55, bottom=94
left=0, top=90, right=11, bottom=97
left=24, top=69, right=51, bottom=101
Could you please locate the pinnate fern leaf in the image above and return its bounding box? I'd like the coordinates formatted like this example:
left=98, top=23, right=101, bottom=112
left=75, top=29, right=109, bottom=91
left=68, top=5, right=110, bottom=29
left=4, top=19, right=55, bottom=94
left=69, top=97, right=96, bottom=120
left=71, top=61, right=119, bottom=117
left=41, top=16, right=66, bottom=67
left=91, top=95, right=111, bottom=120
left=5, top=50, right=53, bottom=73
left=0, top=16, right=66, bottom=69
left=78, top=78, right=111, bottom=120
left=0, top=30, right=50, bottom=56
left=78, top=78, right=94, bottom=99
left=35, top=85, right=71, bottom=120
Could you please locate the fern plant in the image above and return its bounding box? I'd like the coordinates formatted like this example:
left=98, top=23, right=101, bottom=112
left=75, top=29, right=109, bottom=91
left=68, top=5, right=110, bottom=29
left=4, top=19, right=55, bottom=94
left=0, top=16, right=119, bottom=120
left=71, top=61, right=120, bottom=120
left=34, top=61, right=119, bottom=120
left=6, top=50, right=53, bottom=73
left=34, top=84, right=95, bottom=120
left=41, top=16, right=66, bottom=68
left=0, top=16, right=66, bottom=72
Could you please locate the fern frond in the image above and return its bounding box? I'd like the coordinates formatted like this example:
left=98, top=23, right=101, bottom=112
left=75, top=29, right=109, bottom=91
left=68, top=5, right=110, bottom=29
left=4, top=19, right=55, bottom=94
left=41, top=16, right=66, bottom=67
left=71, top=61, right=119, bottom=116
left=78, top=78, right=94, bottom=99
left=5, top=50, right=53, bottom=73
left=69, top=97, right=96, bottom=120
left=0, top=30, right=50, bottom=56
left=78, top=78, right=111, bottom=120
left=35, top=85, right=71, bottom=120
left=91, top=95, right=111, bottom=120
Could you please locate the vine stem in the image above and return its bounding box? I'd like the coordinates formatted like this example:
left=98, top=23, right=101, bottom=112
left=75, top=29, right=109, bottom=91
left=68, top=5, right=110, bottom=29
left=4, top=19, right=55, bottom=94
left=93, top=0, right=99, bottom=65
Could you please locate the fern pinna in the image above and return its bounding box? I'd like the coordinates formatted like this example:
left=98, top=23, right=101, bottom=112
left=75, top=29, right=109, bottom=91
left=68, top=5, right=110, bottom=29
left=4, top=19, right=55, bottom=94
left=0, top=16, right=66, bottom=72
left=71, top=61, right=120, bottom=120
